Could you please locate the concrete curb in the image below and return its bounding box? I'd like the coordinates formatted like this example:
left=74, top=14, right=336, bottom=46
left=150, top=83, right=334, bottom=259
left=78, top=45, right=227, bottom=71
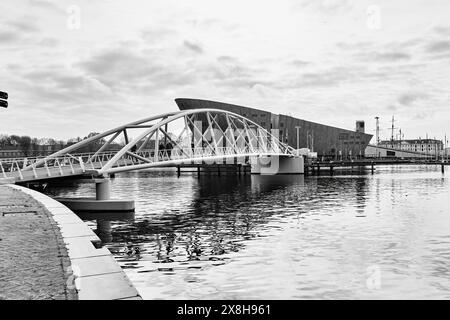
left=9, top=184, right=142, bottom=300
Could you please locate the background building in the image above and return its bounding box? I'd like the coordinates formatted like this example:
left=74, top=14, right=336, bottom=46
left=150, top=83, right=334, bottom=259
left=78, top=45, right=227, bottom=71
left=175, top=98, right=373, bottom=159
left=365, top=145, right=432, bottom=159
left=378, top=139, right=443, bottom=156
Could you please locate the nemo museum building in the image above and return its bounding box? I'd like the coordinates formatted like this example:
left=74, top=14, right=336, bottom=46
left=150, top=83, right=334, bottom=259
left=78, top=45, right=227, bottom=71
left=175, top=98, right=373, bottom=159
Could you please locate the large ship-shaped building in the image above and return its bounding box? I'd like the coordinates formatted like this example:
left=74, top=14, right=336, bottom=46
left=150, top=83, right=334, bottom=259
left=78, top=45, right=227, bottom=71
left=175, top=98, right=373, bottom=158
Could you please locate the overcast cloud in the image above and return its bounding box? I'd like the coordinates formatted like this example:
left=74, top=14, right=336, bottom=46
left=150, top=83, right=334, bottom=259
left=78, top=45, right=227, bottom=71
left=1, top=0, right=449, bottom=141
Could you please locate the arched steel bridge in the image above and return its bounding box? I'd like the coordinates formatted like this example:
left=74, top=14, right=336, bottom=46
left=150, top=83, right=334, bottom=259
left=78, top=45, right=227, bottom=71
left=1, top=109, right=298, bottom=183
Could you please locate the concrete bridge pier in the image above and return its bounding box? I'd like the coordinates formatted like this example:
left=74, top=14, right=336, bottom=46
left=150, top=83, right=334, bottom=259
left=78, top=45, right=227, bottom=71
left=55, top=175, right=134, bottom=212
left=251, top=156, right=304, bottom=175
left=95, top=177, right=111, bottom=200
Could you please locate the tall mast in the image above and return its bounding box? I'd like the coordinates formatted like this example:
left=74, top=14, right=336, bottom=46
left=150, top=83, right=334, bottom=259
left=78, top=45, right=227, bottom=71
left=391, top=115, right=395, bottom=148
left=375, top=116, right=380, bottom=145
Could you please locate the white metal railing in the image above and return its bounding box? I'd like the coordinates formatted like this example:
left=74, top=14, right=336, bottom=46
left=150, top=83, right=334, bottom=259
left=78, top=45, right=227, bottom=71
left=1, top=145, right=294, bottom=180
left=0, top=151, right=116, bottom=180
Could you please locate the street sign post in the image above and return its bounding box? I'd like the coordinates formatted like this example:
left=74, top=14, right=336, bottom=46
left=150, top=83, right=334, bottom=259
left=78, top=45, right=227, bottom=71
left=0, top=90, right=8, bottom=108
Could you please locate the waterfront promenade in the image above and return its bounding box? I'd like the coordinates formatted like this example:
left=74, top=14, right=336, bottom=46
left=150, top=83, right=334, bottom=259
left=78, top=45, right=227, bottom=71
left=0, top=184, right=141, bottom=300
left=0, top=185, right=77, bottom=299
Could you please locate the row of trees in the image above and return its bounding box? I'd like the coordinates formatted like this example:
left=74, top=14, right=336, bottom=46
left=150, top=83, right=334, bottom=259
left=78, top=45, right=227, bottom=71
left=0, top=133, right=113, bottom=157
left=0, top=131, right=180, bottom=158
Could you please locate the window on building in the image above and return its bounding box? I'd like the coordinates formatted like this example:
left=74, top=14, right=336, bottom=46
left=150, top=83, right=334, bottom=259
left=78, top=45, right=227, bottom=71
left=387, top=150, right=396, bottom=157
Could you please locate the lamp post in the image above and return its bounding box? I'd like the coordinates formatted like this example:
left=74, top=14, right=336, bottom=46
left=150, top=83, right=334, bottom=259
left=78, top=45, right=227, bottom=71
left=295, top=126, right=301, bottom=150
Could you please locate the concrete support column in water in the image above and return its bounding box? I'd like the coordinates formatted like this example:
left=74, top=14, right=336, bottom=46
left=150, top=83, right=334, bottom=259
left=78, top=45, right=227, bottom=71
left=95, top=177, right=111, bottom=200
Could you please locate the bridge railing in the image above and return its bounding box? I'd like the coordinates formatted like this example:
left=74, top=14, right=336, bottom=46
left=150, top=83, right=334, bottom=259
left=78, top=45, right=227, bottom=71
left=0, top=151, right=119, bottom=180
left=117, top=146, right=290, bottom=164
left=0, top=144, right=295, bottom=180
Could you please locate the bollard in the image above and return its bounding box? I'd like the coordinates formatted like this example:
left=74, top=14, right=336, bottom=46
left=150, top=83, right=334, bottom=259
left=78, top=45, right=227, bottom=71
left=197, top=165, right=200, bottom=177
left=177, top=165, right=181, bottom=177
left=330, top=165, right=334, bottom=176
left=371, top=162, right=375, bottom=175
left=442, top=163, right=445, bottom=174
left=95, top=178, right=111, bottom=200
left=317, top=163, right=320, bottom=176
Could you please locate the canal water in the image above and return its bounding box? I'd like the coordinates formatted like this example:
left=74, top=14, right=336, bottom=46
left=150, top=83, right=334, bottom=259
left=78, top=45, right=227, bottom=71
left=46, top=165, right=450, bottom=299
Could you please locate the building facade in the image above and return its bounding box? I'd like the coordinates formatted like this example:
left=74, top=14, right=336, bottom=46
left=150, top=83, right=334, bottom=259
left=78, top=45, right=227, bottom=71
left=175, top=98, right=373, bottom=158
left=378, top=139, right=443, bottom=156
left=0, top=147, right=24, bottom=158
left=365, top=145, right=431, bottom=159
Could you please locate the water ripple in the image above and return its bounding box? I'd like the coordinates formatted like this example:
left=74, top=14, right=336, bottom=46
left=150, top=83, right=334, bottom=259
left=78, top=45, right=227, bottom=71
left=45, top=165, right=450, bottom=299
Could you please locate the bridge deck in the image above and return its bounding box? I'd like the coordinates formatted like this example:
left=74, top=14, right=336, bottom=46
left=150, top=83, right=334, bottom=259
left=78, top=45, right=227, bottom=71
left=1, top=149, right=294, bottom=183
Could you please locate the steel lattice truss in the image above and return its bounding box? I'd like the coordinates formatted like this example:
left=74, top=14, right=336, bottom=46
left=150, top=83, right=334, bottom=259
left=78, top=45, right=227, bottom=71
left=1, top=109, right=297, bottom=182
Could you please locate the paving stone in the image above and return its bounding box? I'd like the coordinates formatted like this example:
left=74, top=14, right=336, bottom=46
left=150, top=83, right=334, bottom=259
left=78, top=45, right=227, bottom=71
left=41, top=206, right=73, bottom=216
left=52, top=214, right=85, bottom=225
left=64, top=236, right=110, bottom=260
left=58, top=222, right=97, bottom=238
left=77, top=272, right=139, bottom=300
left=71, top=255, right=123, bottom=277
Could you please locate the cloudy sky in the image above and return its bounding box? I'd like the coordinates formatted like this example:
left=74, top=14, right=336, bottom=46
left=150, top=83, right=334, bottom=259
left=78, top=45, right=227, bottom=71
left=1, top=0, right=449, bottom=142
